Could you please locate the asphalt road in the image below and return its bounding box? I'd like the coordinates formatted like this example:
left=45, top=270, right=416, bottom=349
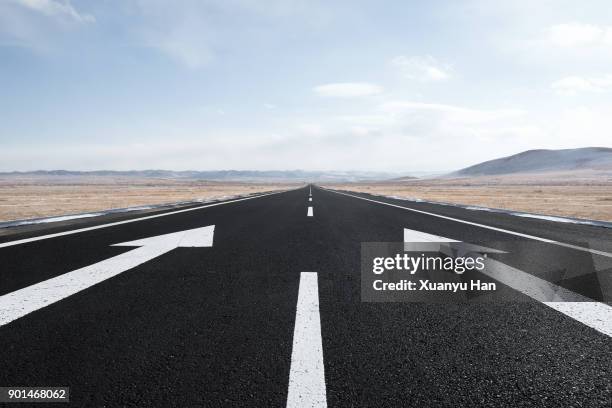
left=0, top=185, right=610, bottom=407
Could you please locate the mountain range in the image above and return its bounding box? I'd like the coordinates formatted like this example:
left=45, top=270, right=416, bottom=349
left=3, top=147, right=611, bottom=182
left=0, top=169, right=401, bottom=183
left=449, top=147, right=612, bottom=177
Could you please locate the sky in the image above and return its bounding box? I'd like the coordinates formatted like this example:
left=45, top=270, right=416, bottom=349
left=1, top=0, right=612, bottom=173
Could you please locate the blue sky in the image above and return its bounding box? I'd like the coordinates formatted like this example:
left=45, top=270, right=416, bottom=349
left=1, top=0, right=612, bottom=172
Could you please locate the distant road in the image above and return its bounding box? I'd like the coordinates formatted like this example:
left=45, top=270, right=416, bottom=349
left=0, top=186, right=610, bottom=407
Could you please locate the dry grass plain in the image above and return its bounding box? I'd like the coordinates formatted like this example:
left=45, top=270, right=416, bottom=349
left=3, top=174, right=611, bottom=224
left=0, top=176, right=297, bottom=223
left=324, top=176, right=612, bottom=222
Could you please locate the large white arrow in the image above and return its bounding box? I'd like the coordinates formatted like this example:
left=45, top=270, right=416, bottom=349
left=0, top=225, right=215, bottom=327
left=404, top=227, right=612, bottom=337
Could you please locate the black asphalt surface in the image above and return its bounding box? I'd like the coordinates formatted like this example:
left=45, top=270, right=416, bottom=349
left=0, top=185, right=610, bottom=407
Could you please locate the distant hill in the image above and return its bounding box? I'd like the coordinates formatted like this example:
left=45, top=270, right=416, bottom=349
left=386, top=176, right=419, bottom=182
left=449, top=147, right=612, bottom=177
left=0, top=169, right=403, bottom=183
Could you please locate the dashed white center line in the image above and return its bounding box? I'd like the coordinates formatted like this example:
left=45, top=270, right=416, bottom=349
left=307, top=207, right=313, bottom=217
left=287, top=272, right=327, bottom=408
left=309, top=197, right=312, bottom=202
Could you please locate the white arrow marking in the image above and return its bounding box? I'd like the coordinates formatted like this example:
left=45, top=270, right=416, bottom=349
left=403, top=229, right=458, bottom=253
left=405, top=228, right=612, bottom=337
left=0, top=225, right=214, bottom=327
left=307, top=207, right=314, bottom=217
left=404, top=229, right=505, bottom=255
left=403, top=229, right=457, bottom=243
left=287, top=272, right=327, bottom=408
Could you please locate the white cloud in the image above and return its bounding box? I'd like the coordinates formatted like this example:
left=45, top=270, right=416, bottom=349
left=390, top=55, right=452, bottom=81
left=0, top=0, right=94, bottom=50
left=313, top=82, right=383, bottom=97
left=379, top=101, right=524, bottom=123
left=551, top=75, right=612, bottom=95
left=13, top=0, right=95, bottom=23
left=551, top=106, right=612, bottom=146
left=269, top=99, right=539, bottom=171
left=155, top=38, right=213, bottom=69
left=545, top=23, right=612, bottom=47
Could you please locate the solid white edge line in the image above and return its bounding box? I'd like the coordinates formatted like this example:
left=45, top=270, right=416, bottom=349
left=307, top=207, right=314, bottom=217
left=287, top=272, right=327, bottom=408
left=0, top=189, right=294, bottom=249
left=324, top=188, right=612, bottom=259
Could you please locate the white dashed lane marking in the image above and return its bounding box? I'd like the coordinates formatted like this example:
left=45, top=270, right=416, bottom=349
left=287, top=272, right=327, bottom=408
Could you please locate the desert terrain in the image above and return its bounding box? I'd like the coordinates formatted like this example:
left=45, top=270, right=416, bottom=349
left=324, top=174, right=612, bottom=223
left=2, top=166, right=612, bottom=224
left=0, top=176, right=297, bottom=223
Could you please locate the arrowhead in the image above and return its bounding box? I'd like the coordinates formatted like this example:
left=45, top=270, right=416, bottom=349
left=113, top=225, right=215, bottom=248
left=404, top=228, right=459, bottom=243
left=404, top=227, right=505, bottom=254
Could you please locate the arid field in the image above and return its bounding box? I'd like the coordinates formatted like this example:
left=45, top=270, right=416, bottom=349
left=324, top=176, right=612, bottom=222
left=3, top=173, right=612, bottom=224
left=0, top=176, right=297, bottom=223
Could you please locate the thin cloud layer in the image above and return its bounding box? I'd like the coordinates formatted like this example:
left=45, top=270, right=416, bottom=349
left=545, top=23, right=612, bottom=47
left=314, top=83, right=383, bottom=98
left=552, top=75, right=612, bottom=95
left=13, top=0, right=94, bottom=23
left=390, top=55, right=451, bottom=81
